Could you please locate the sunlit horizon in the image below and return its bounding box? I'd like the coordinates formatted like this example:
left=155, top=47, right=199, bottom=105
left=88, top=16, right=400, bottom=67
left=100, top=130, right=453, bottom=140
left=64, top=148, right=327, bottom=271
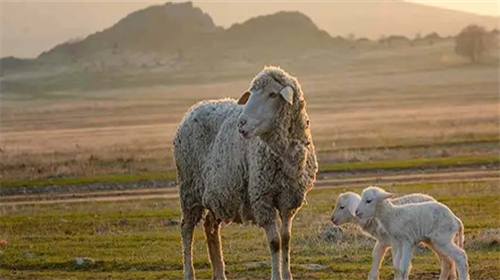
left=1, top=0, right=499, bottom=58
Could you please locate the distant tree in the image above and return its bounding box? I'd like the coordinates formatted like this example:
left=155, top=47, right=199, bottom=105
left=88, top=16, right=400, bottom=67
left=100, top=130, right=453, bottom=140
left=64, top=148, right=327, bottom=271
left=355, top=37, right=370, bottom=43
left=386, top=35, right=410, bottom=46
left=455, top=25, right=495, bottom=63
left=424, top=32, right=441, bottom=46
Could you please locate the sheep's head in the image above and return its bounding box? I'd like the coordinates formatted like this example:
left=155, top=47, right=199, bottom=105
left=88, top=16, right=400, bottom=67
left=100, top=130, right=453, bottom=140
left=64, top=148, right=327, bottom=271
left=236, top=66, right=301, bottom=139
left=355, top=186, right=394, bottom=220
left=331, top=192, right=361, bottom=225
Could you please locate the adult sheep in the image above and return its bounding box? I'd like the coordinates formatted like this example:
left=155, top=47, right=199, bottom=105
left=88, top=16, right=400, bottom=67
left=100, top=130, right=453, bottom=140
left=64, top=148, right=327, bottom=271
left=173, top=66, right=318, bottom=280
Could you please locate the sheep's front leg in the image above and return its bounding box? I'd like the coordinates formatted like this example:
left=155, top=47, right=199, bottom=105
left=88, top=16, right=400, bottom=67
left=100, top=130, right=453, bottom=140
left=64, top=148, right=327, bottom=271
left=280, top=209, right=296, bottom=280
left=391, top=241, right=402, bottom=280
left=264, top=221, right=282, bottom=280
left=399, top=242, right=415, bottom=280
left=368, top=241, right=390, bottom=280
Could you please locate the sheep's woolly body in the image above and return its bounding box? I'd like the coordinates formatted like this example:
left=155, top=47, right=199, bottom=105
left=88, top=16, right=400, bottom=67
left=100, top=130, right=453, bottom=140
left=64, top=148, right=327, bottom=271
left=333, top=191, right=461, bottom=280
left=173, top=66, right=318, bottom=225
left=359, top=186, right=469, bottom=280
left=174, top=66, right=318, bottom=280
left=377, top=199, right=464, bottom=246
left=358, top=193, right=437, bottom=243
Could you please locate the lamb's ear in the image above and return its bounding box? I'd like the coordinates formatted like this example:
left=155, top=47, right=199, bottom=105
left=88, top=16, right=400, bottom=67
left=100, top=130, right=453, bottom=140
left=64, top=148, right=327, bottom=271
left=237, top=91, right=250, bottom=105
left=347, top=202, right=357, bottom=217
left=347, top=196, right=361, bottom=217
left=279, top=86, right=294, bottom=105
left=379, top=192, right=395, bottom=200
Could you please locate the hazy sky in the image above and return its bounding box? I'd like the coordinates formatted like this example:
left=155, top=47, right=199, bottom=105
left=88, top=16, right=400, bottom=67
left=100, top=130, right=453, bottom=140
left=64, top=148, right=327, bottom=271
left=1, top=1, right=499, bottom=58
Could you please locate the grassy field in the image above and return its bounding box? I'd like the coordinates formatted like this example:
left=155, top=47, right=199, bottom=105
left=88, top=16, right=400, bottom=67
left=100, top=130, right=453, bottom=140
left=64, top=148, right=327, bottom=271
left=1, top=180, right=499, bottom=280
left=0, top=38, right=498, bottom=279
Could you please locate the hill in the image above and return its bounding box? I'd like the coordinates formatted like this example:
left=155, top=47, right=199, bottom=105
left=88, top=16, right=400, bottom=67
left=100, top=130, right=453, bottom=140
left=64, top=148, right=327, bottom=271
left=2, top=1, right=498, bottom=59
left=37, top=2, right=222, bottom=64
left=2, top=3, right=336, bottom=73
left=196, top=0, right=499, bottom=39
left=0, top=2, right=338, bottom=94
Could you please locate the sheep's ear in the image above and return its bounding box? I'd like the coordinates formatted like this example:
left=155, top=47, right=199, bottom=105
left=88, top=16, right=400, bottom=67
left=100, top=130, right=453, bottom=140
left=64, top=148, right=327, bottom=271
left=237, top=91, right=250, bottom=105
left=279, top=86, right=294, bottom=105
left=347, top=203, right=357, bottom=217
left=347, top=196, right=360, bottom=216
left=380, top=192, right=395, bottom=200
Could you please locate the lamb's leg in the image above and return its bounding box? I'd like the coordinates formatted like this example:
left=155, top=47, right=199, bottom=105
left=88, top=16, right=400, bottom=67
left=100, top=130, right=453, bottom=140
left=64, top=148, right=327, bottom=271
left=203, top=212, right=226, bottom=280
left=443, top=256, right=457, bottom=280
left=425, top=242, right=457, bottom=280
left=280, top=209, right=296, bottom=280
left=264, top=221, right=282, bottom=280
left=391, top=241, right=402, bottom=280
left=399, top=242, right=415, bottom=280
left=448, top=258, right=457, bottom=280
left=368, top=241, right=390, bottom=280
left=434, top=241, right=469, bottom=280
left=181, top=206, right=203, bottom=280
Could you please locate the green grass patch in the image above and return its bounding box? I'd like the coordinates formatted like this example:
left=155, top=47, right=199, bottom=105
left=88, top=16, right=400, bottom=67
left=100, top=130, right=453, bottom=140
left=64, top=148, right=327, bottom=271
left=3, top=155, right=498, bottom=189
left=319, top=154, right=499, bottom=172
left=0, top=180, right=499, bottom=279
left=0, top=171, right=177, bottom=189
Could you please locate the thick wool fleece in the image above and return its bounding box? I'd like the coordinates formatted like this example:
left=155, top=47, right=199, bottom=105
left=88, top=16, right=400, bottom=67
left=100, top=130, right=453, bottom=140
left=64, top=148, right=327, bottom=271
left=173, top=66, right=318, bottom=226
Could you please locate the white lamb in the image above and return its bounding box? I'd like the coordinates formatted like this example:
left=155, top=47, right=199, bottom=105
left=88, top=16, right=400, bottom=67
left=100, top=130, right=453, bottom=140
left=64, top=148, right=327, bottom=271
left=355, top=186, right=468, bottom=280
left=331, top=191, right=458, bottom=280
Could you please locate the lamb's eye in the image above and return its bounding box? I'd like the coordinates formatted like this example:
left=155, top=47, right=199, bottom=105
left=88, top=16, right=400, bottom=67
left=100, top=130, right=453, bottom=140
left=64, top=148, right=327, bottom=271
left=269, top=92, right=278, bottom=98
left=339, top=206, right=345, bottom=210
left=366, top=199, right=372, bottom=204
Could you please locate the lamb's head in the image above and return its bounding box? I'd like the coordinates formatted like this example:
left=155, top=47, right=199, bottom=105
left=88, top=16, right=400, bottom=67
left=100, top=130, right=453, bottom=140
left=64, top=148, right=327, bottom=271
left=236, top=66, right=304, bottom=139
left=355, top=186, right=394, bottom=220
left=331, top=192, right=361, bottom=225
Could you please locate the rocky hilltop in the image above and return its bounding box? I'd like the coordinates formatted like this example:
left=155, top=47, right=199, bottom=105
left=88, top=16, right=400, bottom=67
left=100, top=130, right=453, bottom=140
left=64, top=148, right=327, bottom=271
left=8, top=3, right=332, bottom=70
left=35, top=2, right=221, bottom=66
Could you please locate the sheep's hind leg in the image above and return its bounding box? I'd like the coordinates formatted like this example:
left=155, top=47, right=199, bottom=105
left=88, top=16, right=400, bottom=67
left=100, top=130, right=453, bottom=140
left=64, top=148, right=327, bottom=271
left=425, top=242, right=456, bottom=280
left=280, top=209, right=296, bottom=280
left=181, top=205, right=203, bottom=280
left=203, top=211, right=226, bottom=280
left=433, top=240, right=469, bottom=280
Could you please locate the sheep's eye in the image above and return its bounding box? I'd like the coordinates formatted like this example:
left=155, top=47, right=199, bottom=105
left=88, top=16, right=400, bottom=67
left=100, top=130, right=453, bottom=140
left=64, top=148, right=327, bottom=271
left=366, top=199, right=372, bottom=204
left=339, top=206, right=345, bottom=210
left=269, top=92, right=278, bottom=98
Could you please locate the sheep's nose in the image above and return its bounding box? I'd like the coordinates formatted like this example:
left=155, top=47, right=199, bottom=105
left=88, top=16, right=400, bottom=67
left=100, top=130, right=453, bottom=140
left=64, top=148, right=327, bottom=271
left=238, top=127, right=245, bottom=134
left=238, top=118, right=247, bottom=128
left=355, top=210, right=360, bottom=217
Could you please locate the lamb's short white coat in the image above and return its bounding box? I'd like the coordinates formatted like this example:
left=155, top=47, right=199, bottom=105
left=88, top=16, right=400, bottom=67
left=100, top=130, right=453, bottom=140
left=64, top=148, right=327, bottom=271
left=356, top=186, right=469, bottom=280
left=331, top=191, right=458, bottom=280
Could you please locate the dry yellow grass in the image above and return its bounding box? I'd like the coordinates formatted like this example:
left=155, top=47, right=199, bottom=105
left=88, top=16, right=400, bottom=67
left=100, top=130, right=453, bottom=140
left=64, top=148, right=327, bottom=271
left=1, top=42, right=498, bottom=181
